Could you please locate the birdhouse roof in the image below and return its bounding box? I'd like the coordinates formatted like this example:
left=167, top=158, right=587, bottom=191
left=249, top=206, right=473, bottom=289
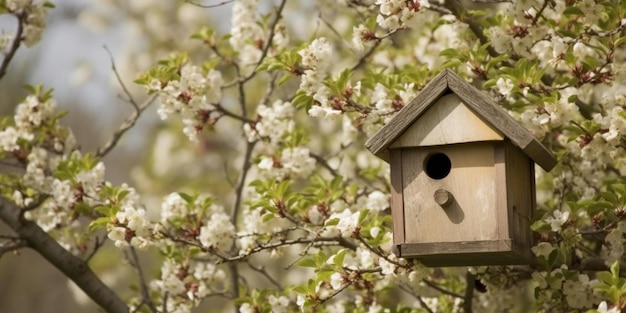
left=365, top=69, right=557, bottom=171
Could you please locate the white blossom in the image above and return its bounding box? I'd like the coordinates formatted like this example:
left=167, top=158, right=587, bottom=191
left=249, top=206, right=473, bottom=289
left=330, top=272, right=344, bottom=290
left=198, top=212, right=235, bottom=252
left=280, top=147, right=316, bottom=178
left=161, top=192, right=189, bottom=223
left=329, top=209, right=360, bottom=236
left=597, top=301, right=621, bottom=313
left=366, top=191, right=388, bottom=211
left=545, top=209, right=569, bottom=232
left=531, top=242, right=555, bottom=258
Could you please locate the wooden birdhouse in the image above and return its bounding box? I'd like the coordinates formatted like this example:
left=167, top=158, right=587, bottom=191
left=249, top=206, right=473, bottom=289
left=365, top=69, right=557, bottom=267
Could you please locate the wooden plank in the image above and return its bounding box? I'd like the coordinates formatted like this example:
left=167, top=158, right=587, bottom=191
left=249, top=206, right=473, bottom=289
left=390, top=149, right=405, bottom=245
left=401, top=239, right=513, bottom=255
left=365, top=70, right=449, bottom=161
left=504, top=142, right=534, bottom=255
left=402, top=143, right=498, bottom=244
left=399, top=239, right=535, bottom=266
left=389, top=94, right=503, bottom=148
left=493, top=143, right=509, bottom=242
left=445, top=71, right=557, bottom=171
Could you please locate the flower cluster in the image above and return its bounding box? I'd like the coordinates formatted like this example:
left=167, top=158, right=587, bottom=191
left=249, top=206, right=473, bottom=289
left=257, top=146, right=316, bottom=180
left=0, top=95, right=57, bottom=152
left=243, top=100, right=295, bottom=144
left=107, top=204, right=154, bottom=249
left=148, top=65, right=223, bottom=141
left=298, top=37, right=338, bottom=118
left=151, top=259, right=227, bottom=313
left=375, top=0, right=429, bottom=30
left=5, top=0, right=52, bottom=47
left=229, top=0, right=263, bottom=74
left=160, top=193, right=235, bottom=253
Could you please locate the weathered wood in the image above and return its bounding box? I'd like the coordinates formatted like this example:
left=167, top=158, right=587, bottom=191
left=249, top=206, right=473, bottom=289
left=365, top=69, right=557, bottom=171
left=390, top=149, right=405, bottom=245
left=493, top=143, right=509, bottom=242
left=398, top=240, right=534, bottom=266
left=503, top=141, right=534, bottom=258
left=390, top=93, right=503, bottom=148
left=445, top=71, right=556, bottom=171
left=365, top=71, right=448, bottom=162
left=402, top=143, right=498, bottom=244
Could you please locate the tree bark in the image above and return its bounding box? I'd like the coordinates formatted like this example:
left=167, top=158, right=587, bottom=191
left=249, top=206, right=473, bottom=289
left=0, top=197, right=129, bottom=313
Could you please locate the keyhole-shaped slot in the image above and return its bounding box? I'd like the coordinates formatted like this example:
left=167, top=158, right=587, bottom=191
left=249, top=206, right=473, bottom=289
left=424, top=152, right=451, bottom=179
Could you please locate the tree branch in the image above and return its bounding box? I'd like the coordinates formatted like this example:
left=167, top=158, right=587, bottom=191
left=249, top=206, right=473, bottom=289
left=0, top=197, right=129, bottom=313
left=0, top=236, right=26, bottom=258
left=422, top=279, right=464, bottom=298
left=96, top=47, right=157, bottom=158
left=463, top=271, right=475, bottom=313
left=0, top=12, right=25, bottom=81
left=245, top=260, right=283, bottom=290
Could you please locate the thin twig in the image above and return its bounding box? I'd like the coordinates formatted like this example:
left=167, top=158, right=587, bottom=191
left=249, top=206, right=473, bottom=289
left=96, top=46, right=157, bottom=158
left=0, top=12, right=25, bottom=81
left=228, top=140, right=257, bottom=298
left=350, top=40, right=381, bottom=72
left=245, top=260, right=283, bottom=290
left=185, top=0, right=234, bottom=8
left=309, top=152, right=339, bottom=177
left=0, top=237, right=27, bottom=258
left=85, top=233, right=107, bottom=262
left=422, top=279, right=464, bottom=298
left=224, top=0, right=288, bottom=87
left=398, top=284, right=435, bottom=313
left=129, top=247, right=158, bottom=313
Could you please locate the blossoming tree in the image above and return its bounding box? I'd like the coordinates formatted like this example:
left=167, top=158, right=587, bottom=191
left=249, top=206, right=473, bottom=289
left=1, top=0, right=626, bottom=312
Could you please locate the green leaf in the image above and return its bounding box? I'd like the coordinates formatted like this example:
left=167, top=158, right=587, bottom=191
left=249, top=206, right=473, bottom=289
left=562, top=6, right=583, bottom=16
left=333, top=249, right=347, bottom=267
left=296, top=257, right=317, bottom=268
left=358, top=210, right=370, bottom=224
left=325, top=218, right=339, bottom=226
left=278, top=74, right=293, bottom=86
left=179, top=192, right=195, bottom=204
left=88, top=217, right=111, bottom=231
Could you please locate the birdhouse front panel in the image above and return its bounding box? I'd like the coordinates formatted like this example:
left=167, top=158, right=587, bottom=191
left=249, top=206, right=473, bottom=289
left=389, top=93, right=504, bottom=148
left=400, top=142, right=505, bottom=245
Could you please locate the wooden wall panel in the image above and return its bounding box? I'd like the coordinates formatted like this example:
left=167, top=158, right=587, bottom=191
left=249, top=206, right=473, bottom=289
left=390, top=149, right=405, bottom=245
left=402, top=142, right=498, bottom=244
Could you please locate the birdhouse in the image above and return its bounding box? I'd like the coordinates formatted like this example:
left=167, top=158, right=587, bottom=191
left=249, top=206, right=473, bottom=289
left=365, top=69, right=556, bottom=267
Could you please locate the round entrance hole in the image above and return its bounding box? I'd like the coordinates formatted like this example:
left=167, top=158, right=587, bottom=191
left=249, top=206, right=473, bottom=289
left=424, top=153, right=451, bottom=180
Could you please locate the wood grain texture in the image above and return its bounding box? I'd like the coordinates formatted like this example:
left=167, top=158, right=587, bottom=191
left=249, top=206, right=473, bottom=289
left=445, top=71, right=556, bottom=171
left=399, top=240, right=534, bottom=266
left=493, top=144, right=509, bottom=242
left=389, top=93, right=503, bottom=148
left=503, top=141, right=534, bottom=258
left=365, top=69, right=557, bottom=171
left=365, top=71, right=448, bottom=162
left=402, top=142, right=498, bottom=244
left=390, top=149, right=405, bottom=245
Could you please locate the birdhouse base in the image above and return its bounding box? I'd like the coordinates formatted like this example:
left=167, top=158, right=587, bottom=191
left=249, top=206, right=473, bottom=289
left=395, top=239, right=534, bottom=267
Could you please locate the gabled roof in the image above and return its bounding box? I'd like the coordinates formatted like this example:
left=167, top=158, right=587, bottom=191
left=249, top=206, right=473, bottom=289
left=365, top=69, right=557, bottom=171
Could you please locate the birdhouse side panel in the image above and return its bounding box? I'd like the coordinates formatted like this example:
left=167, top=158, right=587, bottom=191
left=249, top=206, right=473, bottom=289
left=503, top=142, right=535, bottom=257
left=389, top=94, right=504, bottom=149
left=401, top=143, right=499, bottom=244
left=389, top=149, right=405, bottom=245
